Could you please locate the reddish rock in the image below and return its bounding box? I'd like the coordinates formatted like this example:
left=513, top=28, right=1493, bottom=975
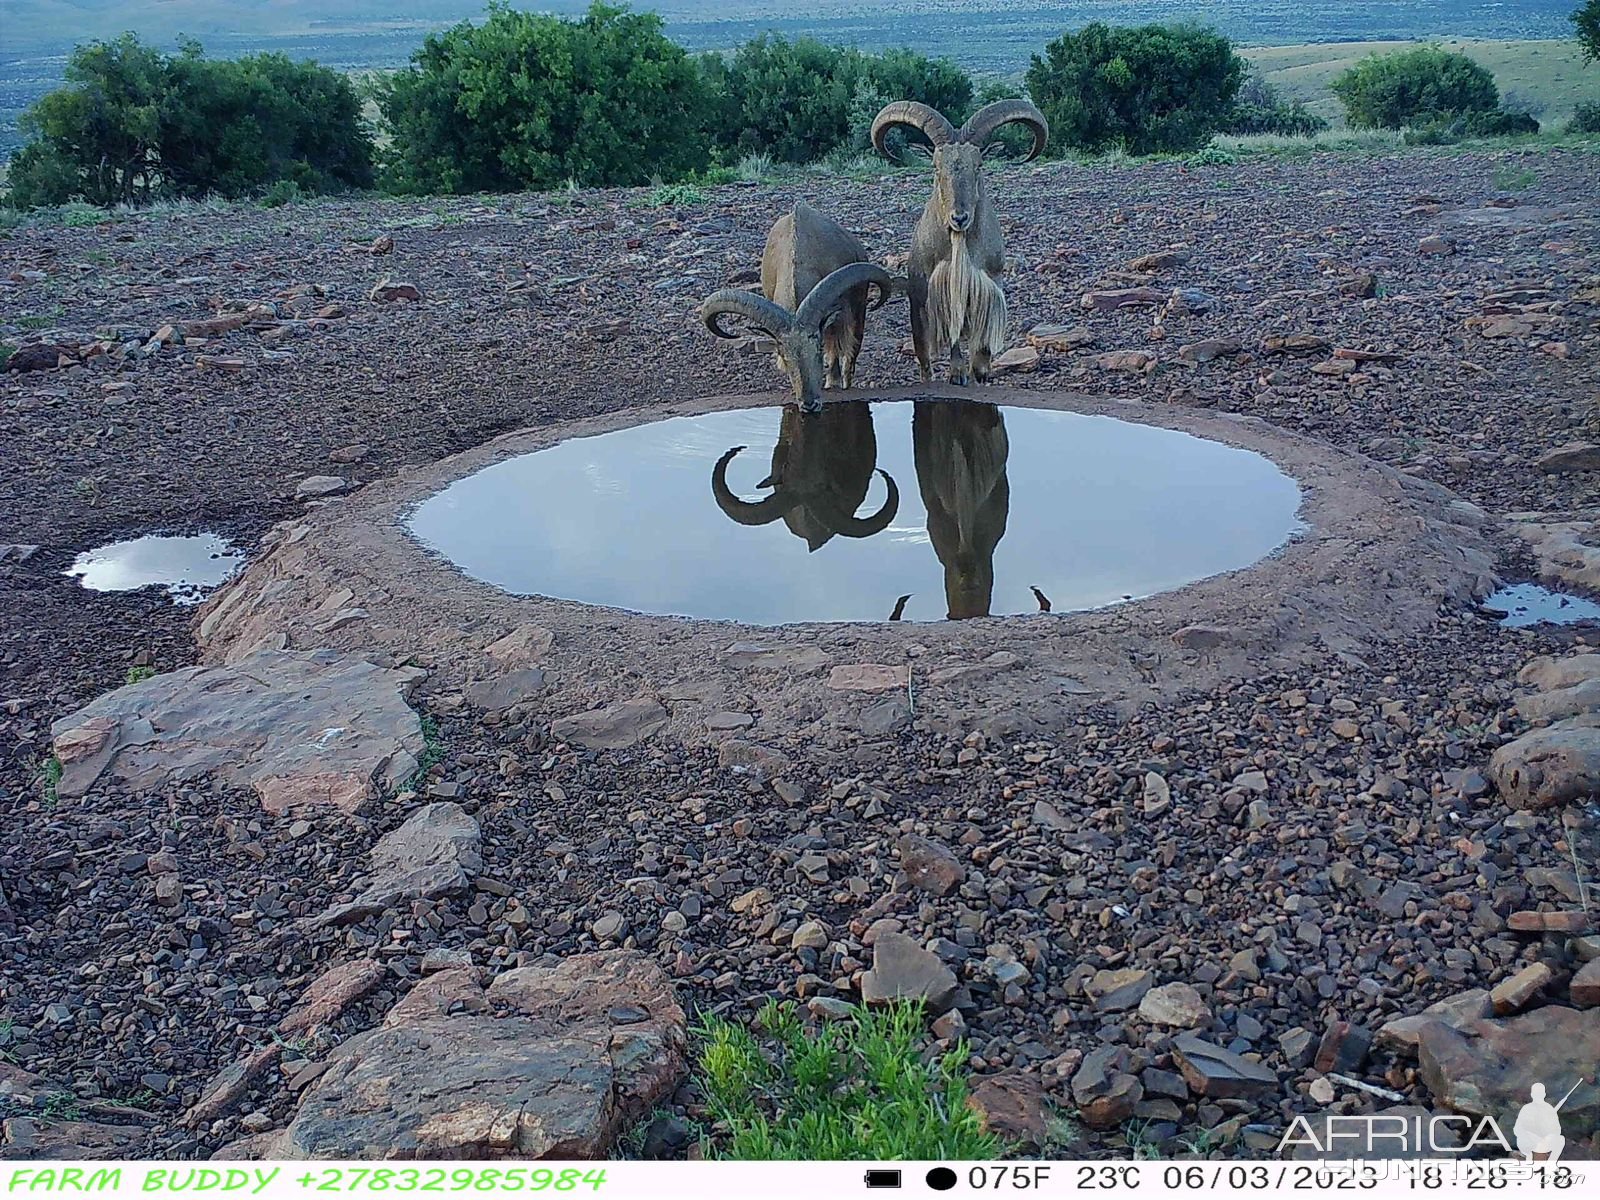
left=1418, top=1006, right=1599, bottom=1132
left=370, top=280, right=421, bottom=302
left=991, top=346, right=1040, bottom=374
left=1072, top=1046, right=1143, bottom=1129
left=1489, top=963, right=1554, bottom=1015
left=278, top=960, right=389, bottom=1036
left=896, top=834, right=964, bottom=898
left=255, top=954, right=686, bottom=1159
left=1571, top=959, right=1600, bottom=1007
left=966, top=1071, right=1047, bottom=1148
left=1080, top=287, right=1166, bottom=311
left=1507, top=911, right=1591, bottom=934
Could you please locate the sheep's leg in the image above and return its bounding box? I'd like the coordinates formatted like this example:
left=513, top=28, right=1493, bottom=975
left=971, top=342, right=994, bottom=383
left=949, top=340, right=972, bottom=387
left=822, top=326, right=844, bottom=391
left=909, top=294, right=935, bottom=385
left=840, top=297, right=867, bottom=388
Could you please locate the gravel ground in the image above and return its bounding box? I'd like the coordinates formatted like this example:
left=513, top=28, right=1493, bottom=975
left=1, top=145, right=1598, bottom=1159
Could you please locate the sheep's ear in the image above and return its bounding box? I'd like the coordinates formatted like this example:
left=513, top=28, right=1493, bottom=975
left=981, top=140, right=1012, bottom=161
left=905, top=141, right=935, bottom=161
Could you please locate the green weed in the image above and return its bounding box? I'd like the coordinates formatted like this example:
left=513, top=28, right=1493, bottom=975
left=402, top=712, right=445, bottom=792
left=125, top=666, right=156, bottom=686
left=647, top=183, right=707, bottom=208
left=1186, top=144, right=1239, bottom=167
left=59, top=202, right=111, bottom=227
left=39, top=1092, right=81, bottom=1121
left=1491, top=162, right=1538, bottom=190
left=694, top=999, right=1004, bottom=1161
left=1123, top=1118, right=1164, bottom=1160
left=40, top=756, right=62, bottom=806
left=15, top=307, right=65, bottom=329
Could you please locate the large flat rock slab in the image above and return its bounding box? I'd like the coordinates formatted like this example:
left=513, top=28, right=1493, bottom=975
left=50, top=648, right=426, bottom=814
left=1418, top=1005, right=1599, bottom=1135
left=243, top=953, right=685, bottom=1159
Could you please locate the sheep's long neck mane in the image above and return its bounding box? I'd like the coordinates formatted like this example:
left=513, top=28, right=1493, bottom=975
left=927, top=226, right=1007, bottom=358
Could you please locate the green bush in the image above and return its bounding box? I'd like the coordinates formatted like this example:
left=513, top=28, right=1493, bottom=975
left=260, top=179, right=305, bottom=207
left=1331, top=46, right=1500, bottom=129
left=1568, top=102, right=1600, bottom=133
left=1223, top=71, right=1330, bottom=136
left=1025, top=22, right=1244, bottom=155
left=6, top=34, right=372, bottom=209
left=379, top=2, right=714, bottom=194
left=1403, top=108, right=1541, bottom=145
left=703, top=36, right=972, bottom=164
left=695, top=1000, right=1003, bottom=1160
left=1576, top=0, right=1600, bottom=63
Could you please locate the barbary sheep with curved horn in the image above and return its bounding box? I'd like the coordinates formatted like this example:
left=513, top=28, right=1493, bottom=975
left=699, top=203, right=896, bottom=413
left=871, top=98, right=1048, bottom=385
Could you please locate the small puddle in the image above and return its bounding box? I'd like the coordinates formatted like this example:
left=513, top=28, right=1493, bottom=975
left=66, top=534, right=245, bottom=605
left=1485, top=583, right=1600, bottom=628
left=408, top=400, right=1305, bottom=625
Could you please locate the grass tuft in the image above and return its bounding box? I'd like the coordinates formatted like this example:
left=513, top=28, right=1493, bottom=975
left=647, top=182, right=707, bottom=208
left=694, top=999, right=1004, bottom=1160
left=402, top=712, right=445, bottom=792
left=40, top=756, right=63, bottom=806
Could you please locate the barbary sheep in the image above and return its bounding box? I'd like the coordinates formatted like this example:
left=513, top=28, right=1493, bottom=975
left=700, top=203, right=894, bottom=413
left=871, top=99, right=1048, bottom=385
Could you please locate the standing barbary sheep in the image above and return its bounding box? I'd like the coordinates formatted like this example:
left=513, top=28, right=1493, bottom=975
left=871, top=99, right=1049, bottom=385
left=700, top=203, right=895, bottom=413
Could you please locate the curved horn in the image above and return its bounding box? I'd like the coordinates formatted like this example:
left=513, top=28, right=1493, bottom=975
left=824, top=469, right=900, bottom=539
left=795, top=262, right=896, bottom=330
left=711, top=446, right=799, bottom=526
left=958, top=98, right=1050, bottom=161
left=700, top=289, right=793, bottom=340
left=871, top=100, right=956, bottom=161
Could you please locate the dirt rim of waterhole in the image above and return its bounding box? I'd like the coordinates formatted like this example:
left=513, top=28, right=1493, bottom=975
left=191, top=385, right=1504, bottom=743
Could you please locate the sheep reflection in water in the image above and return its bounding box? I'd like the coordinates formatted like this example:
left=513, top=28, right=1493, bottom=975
left=915, top=399, right=1010, bottom=620
left=710, top=398, right=1015, bottom=621
left=710, top=400, right=899, bottom=551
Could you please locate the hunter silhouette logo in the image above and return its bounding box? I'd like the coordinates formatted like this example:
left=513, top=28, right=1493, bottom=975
left=1512, top=1081, right=1579, bottom=1163
left=1278, top=1077, right=1586, bottom=1157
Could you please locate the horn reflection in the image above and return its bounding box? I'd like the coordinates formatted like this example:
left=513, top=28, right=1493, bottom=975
left=711, top=401, right=898, bottom=552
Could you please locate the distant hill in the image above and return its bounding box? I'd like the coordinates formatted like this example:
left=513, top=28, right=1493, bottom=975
left=3, top=1, right=1591, bottom=159
left=2, top=0, right=1585, bottom=54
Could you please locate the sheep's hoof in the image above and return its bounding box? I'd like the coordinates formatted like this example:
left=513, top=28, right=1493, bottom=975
left=799, top=399, right=824, bottom=415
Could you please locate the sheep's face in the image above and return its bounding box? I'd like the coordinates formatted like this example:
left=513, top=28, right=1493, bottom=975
left=932, top=143, right=985, bottom=236
left=776, top=330, right=828, bottom=413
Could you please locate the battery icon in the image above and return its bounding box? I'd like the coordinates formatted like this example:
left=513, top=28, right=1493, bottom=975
left=864, top=1169, right=903, bottom=1189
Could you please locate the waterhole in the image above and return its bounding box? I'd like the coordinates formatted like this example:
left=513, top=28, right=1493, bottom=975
left=66, top=534, right=245, bottom=605
left=1485, top=583, right=1600, bottom=628
left=407, top=400, right=1304, bottom=625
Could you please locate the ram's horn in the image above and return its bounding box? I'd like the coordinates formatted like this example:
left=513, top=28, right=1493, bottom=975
left=871, top=100, right=957, bottom=161
left=958, top=98, right=1049, bottom=161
